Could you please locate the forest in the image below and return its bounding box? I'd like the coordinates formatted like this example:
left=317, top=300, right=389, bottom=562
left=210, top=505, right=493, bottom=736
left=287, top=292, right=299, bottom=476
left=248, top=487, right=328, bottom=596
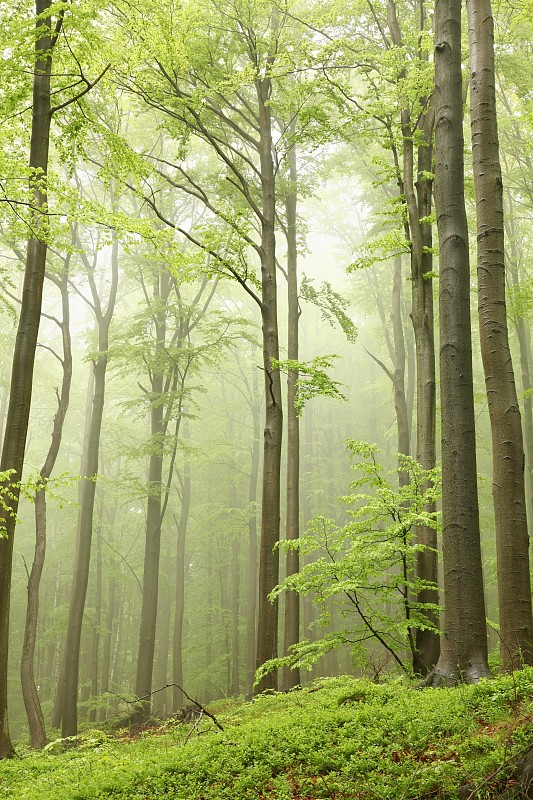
left=0, top=0, right=533, bottom=796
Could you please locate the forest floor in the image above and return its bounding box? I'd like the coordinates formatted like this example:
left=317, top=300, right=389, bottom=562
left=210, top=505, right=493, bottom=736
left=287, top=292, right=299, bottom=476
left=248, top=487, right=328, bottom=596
left=1, top=669, right=532, bottom=799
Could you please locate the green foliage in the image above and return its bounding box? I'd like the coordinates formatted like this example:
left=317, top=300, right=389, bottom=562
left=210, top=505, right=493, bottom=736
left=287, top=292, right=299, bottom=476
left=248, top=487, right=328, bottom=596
left=299, top=276, right=357, bottom=343
left=0, top=470, right=78, bottom=535
left=271, top=354, right=347, bottom=415
left=259, top=441, right=440, bottom=680
left=349, top=226, right=409, bottom=272
left=1, top=671, right=533, bottom=798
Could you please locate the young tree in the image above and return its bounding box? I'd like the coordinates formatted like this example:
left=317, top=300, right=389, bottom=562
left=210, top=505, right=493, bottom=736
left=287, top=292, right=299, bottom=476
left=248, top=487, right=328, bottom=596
left=426, top=0, right=491, bottom=685
left=258, top=442, right=440, bottom=681
left=466, top=0, right=533, bottom=670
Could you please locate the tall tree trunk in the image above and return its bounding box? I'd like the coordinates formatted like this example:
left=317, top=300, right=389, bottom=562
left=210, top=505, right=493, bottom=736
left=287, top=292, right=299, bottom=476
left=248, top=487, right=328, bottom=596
left=255, top=68, right=283, bottom=694
left=230, top=534, right=240, bottom=696
left=0, top=0, right=61, bottom=758
left=504, top=194, right=533, bottom=526
left=405, top=322, right=416, bottom=453
left=413, top=111, right=439, bottom=673
left=246, top=366, right=260, bottom=697
left=172, top=452, right=190, bottom=711
left=99, top=531, right=116, bottom=724
left=282, top=125, right=301, bottom=692
left=204, top=551, right=213, bottom=702
left=21, top=264, right=72, bottom=749
left=62, top=238, right=118, bottom=739
left=153, top=538, right=172, bottom=717
left=392, top=257, right=411, bottom=482
left=387, top=0, right=438, bottom=672
left=427, top=0, right=491, bottom=685
left=43, top=559, right=61, bottom=701
left=467, top=0, right=533, bottom=670
left=88, top=510, right=103, bottom=723
left=134, top=271, right=168, bottom=721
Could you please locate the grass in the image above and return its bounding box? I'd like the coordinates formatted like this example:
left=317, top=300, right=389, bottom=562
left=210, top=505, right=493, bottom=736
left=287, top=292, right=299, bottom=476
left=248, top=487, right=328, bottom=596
left=1, top=669, right=532, bottom=799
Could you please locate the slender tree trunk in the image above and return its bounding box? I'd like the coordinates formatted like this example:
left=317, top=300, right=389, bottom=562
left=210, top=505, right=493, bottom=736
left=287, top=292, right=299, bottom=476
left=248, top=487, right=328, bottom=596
left=387, top=0, right=438, bottom=673
left=509, top=267, right=533, bottom=523
left=427, top=0, right=491, bottom=685
left=109, top=585, right=124, bottom=701
left=88, top=511, right=103, bottom=723
left=467, top=0, right=533, bottom=669
left=99, top=537, right=116, bottom=724
left=153, top=539, right=172, bottom=717
left=134, top=273, right=167, bottom=721
left=255, top=70, right=283, bottom=694
left=391, top=257, right=411, bottom=482
left=0, top=0, right=61, bottom=758
left=230, top=534, right=240, bottom=696
left=21, top=265, right=72, bottom=749
left=43, top=559, right=61, bottom=699
left=246, top=368, right=260, bottom=697
left=282, top=126, right=301, bottom=692
left=172, top=454, right=190, bottom=711
left=61, top=238, right=118, bottom=739
left=204, top=551, right=213, bottom=702
left=505, top=198, right=533, bottom=523
left=413, top=114, right=439, bottom=673
left=405, top=323, right=416, bottom=453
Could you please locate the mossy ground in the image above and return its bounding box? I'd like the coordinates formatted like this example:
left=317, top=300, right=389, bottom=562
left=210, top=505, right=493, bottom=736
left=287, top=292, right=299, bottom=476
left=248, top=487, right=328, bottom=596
left=1, top=669, right=532, bottom=799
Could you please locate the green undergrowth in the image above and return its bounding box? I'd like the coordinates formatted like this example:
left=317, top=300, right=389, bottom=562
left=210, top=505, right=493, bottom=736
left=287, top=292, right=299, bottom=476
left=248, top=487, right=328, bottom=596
left=1, top=669, right=532, bottom=799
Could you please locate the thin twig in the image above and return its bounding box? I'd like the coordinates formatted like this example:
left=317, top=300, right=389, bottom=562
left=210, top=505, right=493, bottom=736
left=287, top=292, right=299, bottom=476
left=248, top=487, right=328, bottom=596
left=111, top=684, right=224, bottom=731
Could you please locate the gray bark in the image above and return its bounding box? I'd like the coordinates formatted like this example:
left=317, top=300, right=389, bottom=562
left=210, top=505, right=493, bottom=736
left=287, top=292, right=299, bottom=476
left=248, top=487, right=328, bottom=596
left=467, top=0, right=533, bottom=670
left=427, top=0, right=490, bottom=685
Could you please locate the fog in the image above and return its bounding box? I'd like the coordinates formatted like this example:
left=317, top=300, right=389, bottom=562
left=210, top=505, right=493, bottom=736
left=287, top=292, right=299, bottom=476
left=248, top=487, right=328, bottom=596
left=0, top=0, right=531, bottom=753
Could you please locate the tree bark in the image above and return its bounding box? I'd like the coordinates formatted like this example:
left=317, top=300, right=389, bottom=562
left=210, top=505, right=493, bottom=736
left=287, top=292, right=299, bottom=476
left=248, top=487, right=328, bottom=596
left=99, top=518, right=117, bottom=724
left=134, top=269, right=168, bottom=720
left=153, top=538, right=172, bottom=717
left=467, top=0, right=533, bottom=670
left=391, top=257, right=411, bottom=484
left=413, top=112, right=439, bottom=674
left=172, top=450, right=190, bottom=711
left=21, top=263, right=72, bottom=749
left=387, top=0, right=439, bottom=673
left=254, top=67, right=283, bottom=694
left=508, top=253, right=533, bottom=524
left=0, top=0, right=61, bottom=758
left=87, top=509, right=103, bottom=723
left=246, top=365, right=260, bottom=698
left=61, top=237, right=118, bottom=739
left=282, top=124, right=301, bottom=693
left=230, top=534, right=240, bottom=696
left=427, top=0, right=491, bottom=685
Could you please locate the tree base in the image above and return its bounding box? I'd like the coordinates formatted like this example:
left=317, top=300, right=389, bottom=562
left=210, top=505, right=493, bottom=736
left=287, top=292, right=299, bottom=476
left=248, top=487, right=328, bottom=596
left=423, top=658, right=492, bottom=687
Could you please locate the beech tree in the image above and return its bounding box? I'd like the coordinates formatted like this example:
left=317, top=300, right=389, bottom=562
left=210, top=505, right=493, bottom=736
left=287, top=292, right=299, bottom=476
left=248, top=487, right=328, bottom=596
left=312, top=0, right=439, bottom=672
left=427, top=0, right=491, bottom=685
left=467, top=0, right=533, bottom=671
left=0, top=0, right=107, bottom=757
left=112, top=0, right=298, bottom=692
left=131, top=269, right=218, bottom=720
left=61, top=230, right=119, bottom=739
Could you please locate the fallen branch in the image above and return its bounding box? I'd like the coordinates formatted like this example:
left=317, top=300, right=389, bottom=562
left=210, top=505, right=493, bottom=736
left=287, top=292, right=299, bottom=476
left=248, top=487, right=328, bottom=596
left=109, top=683, right=224, bottom=732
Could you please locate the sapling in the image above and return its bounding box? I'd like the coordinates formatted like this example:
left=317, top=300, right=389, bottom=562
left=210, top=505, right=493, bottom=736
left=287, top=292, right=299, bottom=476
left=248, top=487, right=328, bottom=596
left=256, top=441, right=441, bottom=685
